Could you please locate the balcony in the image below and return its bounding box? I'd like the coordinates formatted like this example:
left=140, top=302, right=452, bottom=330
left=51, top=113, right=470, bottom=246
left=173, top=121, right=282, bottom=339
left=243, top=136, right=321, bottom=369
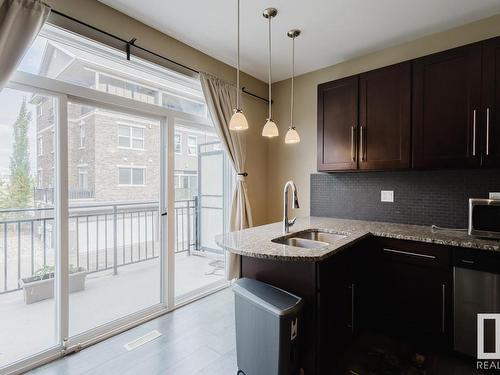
left=0, top=199, right=225, bottom=368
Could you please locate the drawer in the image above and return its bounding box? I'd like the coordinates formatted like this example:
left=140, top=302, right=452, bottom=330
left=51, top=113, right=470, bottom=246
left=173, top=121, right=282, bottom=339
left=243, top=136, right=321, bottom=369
left=375, top=238, right=450, bottom=270
left=453, top=247, right=500, bottom=274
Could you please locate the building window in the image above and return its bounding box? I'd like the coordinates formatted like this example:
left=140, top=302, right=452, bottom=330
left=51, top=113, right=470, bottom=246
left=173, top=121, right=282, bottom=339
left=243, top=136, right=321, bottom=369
left=118, top=125, right=144, bottom=149
left=78, top=167, right=88, bottom=189
left=36, top=102, right=43, bottom=117
left=175, top=133, right=182, bottom=154
left=118, top=167, right=145, bottom=185
left=80, top=124, right=85, bottom=148
left=37, top=169, right=43, bottom=187
left=187, top=135, right=197, bottom=156
left=37, top=137, right=43, bottom=156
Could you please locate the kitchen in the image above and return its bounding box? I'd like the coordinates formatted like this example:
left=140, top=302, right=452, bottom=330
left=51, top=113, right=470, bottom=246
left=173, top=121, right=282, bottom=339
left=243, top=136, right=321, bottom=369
left=1, top=1, right=500, bottom=375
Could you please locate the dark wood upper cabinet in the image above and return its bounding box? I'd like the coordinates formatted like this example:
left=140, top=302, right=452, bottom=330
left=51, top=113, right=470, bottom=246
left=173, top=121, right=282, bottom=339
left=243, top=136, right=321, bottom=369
left=359, top=62, right=411, bottom=170
left=482, top=37, right=500, bottom=167
left=317, top=76, right=358, bottom=171
left=412, top=43, right=482, bottom=169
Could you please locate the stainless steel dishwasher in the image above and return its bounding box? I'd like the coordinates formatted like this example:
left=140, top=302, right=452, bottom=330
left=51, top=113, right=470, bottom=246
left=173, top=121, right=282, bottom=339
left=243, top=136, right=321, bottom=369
left=454, top=248, right=500, bottom=357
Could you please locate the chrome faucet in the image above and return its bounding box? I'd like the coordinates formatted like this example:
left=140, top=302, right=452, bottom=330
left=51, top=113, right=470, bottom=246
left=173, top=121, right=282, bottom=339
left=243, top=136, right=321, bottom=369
left=283, top=180, right=300, bottom=234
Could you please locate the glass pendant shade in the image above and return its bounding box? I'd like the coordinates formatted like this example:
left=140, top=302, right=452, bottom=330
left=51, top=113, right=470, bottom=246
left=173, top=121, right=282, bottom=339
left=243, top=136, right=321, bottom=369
left=229, top=110, right=249, bottom=131
left=285, top=127, right=300, bottom=144
left=262, top=119, right=279, bottom=137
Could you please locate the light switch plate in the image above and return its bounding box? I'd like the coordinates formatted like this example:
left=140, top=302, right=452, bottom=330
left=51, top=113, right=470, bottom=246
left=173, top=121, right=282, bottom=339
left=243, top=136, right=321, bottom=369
left=381, top=190, right=394, bottom=203
left=490, top=192, right=500, bottom=199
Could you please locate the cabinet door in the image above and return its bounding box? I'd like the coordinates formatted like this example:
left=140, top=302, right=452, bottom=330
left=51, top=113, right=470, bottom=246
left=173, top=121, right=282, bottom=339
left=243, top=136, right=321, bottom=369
left=482, top=37, right=500, bottom=167
left=371, top=239, right=451, bottom=349
left=317, top=76, right=358, bottom=171
left=413, top=43, right=482, bottom=169
left=359, top=62, right=411, bottom=170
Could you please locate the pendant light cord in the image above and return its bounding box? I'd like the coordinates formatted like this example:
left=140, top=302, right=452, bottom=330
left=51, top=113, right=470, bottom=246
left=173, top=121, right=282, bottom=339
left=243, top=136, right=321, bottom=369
left=268, top=16, right=272, bottom=119
left=236, top=0, right=240, bottom=110
left=290, top=36, right=294, bottom=128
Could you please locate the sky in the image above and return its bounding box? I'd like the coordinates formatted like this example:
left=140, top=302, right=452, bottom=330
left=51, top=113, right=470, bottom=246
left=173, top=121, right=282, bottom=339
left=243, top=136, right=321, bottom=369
left=0, top=36, right=47, bottom=176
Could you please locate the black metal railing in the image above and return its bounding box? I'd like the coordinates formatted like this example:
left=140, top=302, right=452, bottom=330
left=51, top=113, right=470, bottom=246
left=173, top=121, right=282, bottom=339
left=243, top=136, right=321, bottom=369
left=0, top=198, right=198, bottom=294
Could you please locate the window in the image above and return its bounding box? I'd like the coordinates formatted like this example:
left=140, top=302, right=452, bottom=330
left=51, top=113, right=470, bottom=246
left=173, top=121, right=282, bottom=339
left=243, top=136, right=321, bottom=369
left=187, top=135, right=197, bottom=156
left=118, top=125, right=145, bottom=149
left=79, top=124, right=85, bottom=148
left=78, top=167, right=88, bottom=189
left=36, top=102, right=43, bottom=117
left=118, top=167, right=145, bottom=185
left=174, top=133, right=182, bottom=154
left=37, top=136, right=43, bottom=156
left=37, top=169, right=43, bottom=187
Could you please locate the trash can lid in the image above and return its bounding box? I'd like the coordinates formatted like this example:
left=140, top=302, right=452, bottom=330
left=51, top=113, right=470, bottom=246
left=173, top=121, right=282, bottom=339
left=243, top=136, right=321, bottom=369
left=232, top=278, right=303, bottom=317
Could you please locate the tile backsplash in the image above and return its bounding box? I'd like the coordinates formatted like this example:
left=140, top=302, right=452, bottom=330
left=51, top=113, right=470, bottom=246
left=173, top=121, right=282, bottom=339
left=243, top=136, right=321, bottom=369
left=310, top=169, right=500, bottom=228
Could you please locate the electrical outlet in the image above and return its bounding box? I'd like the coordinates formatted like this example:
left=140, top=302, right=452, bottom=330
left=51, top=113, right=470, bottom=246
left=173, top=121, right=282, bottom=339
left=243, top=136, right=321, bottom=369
left=381, top=190, right=394, bottom=203
left=490, top=192, right=500, bottom=200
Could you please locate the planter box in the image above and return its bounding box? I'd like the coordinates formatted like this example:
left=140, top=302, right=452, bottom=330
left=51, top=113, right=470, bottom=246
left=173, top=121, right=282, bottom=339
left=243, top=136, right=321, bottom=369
left=19, top=270, right=88, bottom=304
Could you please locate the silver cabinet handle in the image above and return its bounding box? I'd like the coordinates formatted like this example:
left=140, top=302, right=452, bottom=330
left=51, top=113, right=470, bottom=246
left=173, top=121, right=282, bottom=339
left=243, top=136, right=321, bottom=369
left=351, top=126, right=356, bottom=162
left=347, top=283, right=355, bottom=333
left=461, top=259, right=475, bottom=264
left=442, top=283, right=446, bottom=334
left=486, top=107, right=490, bottom=156
left=360, top=126, right=365, bottom=161
left=383, top=248, right=436, bottom=259
left=473, top=109, right=477, bottom=156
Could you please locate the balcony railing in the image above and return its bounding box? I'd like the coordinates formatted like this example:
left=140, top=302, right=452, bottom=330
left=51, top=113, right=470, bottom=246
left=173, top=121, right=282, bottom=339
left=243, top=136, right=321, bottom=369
left=0, top=199, right=198, bottom=294
left=34, top=188, right=96, bottom=203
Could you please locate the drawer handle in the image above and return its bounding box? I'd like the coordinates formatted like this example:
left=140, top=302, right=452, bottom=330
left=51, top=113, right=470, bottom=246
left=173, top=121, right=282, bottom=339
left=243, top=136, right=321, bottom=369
left=383, top=248, right=436, bottom=259
left=460, top=259, right=475, bottom=264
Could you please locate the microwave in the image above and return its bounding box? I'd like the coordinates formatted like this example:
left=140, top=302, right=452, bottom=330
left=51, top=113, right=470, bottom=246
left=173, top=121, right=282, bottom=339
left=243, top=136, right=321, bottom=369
left=469, top=198, right=500, bottom=239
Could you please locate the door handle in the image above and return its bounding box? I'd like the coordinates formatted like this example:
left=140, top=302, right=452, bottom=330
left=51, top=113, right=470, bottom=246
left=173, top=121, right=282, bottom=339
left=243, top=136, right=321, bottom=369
left=161, top=211, right=168, bottom=217
left=472, top=109, right=477, bottom=156
left=442, top=283, right=446, bottom=334
left=359, top=126, right=365, bottom=161
left=347, top=283, right=355, bottom=333
left=486, top=107, right=490, bottom=156
left=351, top=126, right=356, bottom=162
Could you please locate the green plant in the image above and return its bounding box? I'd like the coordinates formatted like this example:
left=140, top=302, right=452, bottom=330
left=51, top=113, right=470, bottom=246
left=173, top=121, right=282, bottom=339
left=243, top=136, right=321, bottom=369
left=33, top=264, right=84, bottom=281
left=34, top=265, right=54, bottom=280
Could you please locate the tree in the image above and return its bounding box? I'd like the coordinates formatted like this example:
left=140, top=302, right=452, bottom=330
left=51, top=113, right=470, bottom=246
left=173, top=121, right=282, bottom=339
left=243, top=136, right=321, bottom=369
left=6, top=97, right=34, bottom=208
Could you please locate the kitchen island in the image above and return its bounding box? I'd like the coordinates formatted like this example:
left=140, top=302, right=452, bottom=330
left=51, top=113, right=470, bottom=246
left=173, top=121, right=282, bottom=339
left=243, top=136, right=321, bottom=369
left=216, top=217, right=500, bottom=374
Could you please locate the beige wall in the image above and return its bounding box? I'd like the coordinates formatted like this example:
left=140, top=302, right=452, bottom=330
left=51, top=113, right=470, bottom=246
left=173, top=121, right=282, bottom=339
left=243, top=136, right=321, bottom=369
left=44, top=0, right=270, bottom=225
left=268, top=14, right=500, bottom=222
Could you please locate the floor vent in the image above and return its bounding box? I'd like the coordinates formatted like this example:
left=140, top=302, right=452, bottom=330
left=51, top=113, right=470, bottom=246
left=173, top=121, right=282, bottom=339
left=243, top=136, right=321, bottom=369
left=124, top=330, right=162, bottom=351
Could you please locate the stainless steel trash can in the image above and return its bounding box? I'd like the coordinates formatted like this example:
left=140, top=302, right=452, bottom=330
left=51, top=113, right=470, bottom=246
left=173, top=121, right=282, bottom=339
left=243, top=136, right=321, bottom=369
left=233, top=278, right=304, bottom=375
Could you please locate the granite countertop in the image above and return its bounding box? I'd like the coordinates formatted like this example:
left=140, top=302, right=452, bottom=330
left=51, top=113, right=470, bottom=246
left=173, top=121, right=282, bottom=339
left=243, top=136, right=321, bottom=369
left=215, top=216, right=500, bottom=261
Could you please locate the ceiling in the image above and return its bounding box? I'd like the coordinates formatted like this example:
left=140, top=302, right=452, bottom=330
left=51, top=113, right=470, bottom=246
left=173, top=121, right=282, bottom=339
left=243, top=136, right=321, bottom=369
left=98, top=0, right=500, bottom=82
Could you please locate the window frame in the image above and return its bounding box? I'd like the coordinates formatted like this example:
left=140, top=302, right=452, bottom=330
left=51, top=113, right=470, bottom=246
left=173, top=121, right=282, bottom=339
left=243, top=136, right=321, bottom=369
left=174, top=133, right=182, bottom=154
left=187, top=135, right=197, bottom=156
left=37, top=136, right=44, bottom=156
left=117, top=123, right=146, bottom=150
left=117, top=165, right=146, bottom=186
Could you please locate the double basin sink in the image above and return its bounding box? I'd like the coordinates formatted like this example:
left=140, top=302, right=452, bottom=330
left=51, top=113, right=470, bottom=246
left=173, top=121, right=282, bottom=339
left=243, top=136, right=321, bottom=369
left=271, top=229, right=348, bottom=249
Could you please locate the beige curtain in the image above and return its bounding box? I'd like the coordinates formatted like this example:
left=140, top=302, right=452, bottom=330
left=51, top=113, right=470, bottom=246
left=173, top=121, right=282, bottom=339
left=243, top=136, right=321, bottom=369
left=0, top=0, right=50, bottom=90
left=199, top=72, right=253, bottom=280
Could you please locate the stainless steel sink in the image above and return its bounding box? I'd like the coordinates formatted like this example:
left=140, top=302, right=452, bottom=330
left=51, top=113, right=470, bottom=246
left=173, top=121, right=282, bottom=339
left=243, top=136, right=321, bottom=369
left=272, top=229, right=348, bottom=249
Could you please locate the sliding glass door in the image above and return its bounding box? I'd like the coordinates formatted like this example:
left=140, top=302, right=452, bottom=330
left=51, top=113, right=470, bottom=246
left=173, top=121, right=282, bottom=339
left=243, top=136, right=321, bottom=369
left=0, top=87, right=61, bottom=368
left=65, top=101, right=164, bottom=337
left=1, top=22, right=230, bottom=374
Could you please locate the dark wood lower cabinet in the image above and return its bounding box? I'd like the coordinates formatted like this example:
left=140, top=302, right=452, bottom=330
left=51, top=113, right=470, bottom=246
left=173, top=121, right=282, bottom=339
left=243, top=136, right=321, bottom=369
left=241, top=238, right=453, bottom=374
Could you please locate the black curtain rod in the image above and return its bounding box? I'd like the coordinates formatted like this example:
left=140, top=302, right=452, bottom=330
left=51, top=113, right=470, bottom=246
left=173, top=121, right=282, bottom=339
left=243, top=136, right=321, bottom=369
left=50, top=9, right=271, bottom=104
left=52, top=9, right=199, bottom=74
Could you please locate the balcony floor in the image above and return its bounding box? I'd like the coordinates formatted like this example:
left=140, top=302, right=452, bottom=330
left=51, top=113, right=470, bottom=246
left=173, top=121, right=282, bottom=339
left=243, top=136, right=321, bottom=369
left=0, top=252, right=226, bottom=368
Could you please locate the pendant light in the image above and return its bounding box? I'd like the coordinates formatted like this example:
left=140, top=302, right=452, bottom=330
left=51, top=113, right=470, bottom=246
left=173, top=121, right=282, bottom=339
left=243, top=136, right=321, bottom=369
left=261, top=8, right=279, bottom=138
left=285, top=29, right=301, bottom=144
left=229, top=0, right=248, bottom=131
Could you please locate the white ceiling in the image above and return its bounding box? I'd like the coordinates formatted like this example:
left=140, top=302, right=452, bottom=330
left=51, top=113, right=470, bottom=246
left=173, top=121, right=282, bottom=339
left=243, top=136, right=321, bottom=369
left=98, top=0, right=500, bottom=82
